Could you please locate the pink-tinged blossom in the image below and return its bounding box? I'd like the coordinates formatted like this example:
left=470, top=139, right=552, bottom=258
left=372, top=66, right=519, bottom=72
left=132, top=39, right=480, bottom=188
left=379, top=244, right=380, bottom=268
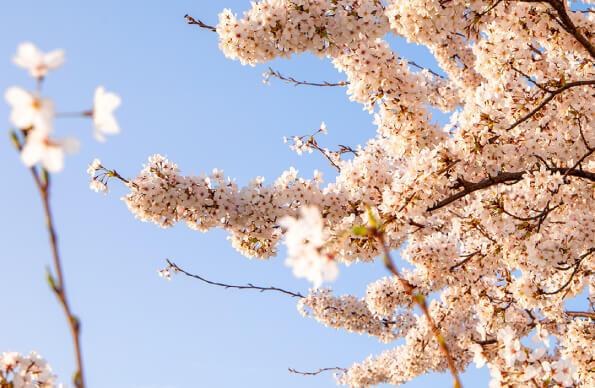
left=552, top=358, right=577, bottom=387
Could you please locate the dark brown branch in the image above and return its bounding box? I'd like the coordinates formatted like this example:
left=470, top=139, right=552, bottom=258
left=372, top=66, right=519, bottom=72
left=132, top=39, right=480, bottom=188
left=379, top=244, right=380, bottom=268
left=184, top=14, right=216, bottom=32
left=165, top=260, right=305, bottom=298
left=539, top=248, right=594, bottom=295
left=513, top=1, right=594, bottom=58
left=506, top=80, right=595, bottom=131
left=288, top=366, right=347, bottom=376
left=450, top=250, right=482, bottom=271
left=565, top=311, right=595, bottom=320
left=428, top=167, right=595, bottom=212
left=541, top=0, right=595, bottom=59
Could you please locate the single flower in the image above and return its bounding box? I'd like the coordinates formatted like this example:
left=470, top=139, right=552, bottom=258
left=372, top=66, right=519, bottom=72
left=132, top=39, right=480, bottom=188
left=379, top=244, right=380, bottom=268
left=21, top=132, right=79, bottom=173
left=280, top=206, right=338, bottom=287
left=13, top=42, right=64, bottom=79
left=5, top=86, right=54, bottom=134
left=552, top=359, right=576, bottom=387
left=92, top=86, right=121, bottom=142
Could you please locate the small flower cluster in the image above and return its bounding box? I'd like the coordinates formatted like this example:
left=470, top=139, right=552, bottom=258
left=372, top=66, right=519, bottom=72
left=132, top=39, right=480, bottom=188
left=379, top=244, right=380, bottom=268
left=5, top=42, right=121, bottom=172
left=0, top=351, right=58, bottom=388
left=216, top=0, right=388, bottom=65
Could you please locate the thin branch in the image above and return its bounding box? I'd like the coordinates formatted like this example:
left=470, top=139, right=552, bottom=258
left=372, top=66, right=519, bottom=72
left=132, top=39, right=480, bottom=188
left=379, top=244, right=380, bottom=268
left=373, top=230, right=462, bottom=388
left=402, top=58, right=446, bottom=80
left=539, top=248, right=594, bottom=295
left=11, top=131, right=86, bottom=388
left=450, top=250, right=482, bottom=271
left=265, top=67, right=348, bottom=87
left=506, top=80, right=595, bottom=131
left=288, top=366, right=347, bottom=376
left=165, top=260, right=305, bottom=298
left=184, top=14, right=216, bottom=32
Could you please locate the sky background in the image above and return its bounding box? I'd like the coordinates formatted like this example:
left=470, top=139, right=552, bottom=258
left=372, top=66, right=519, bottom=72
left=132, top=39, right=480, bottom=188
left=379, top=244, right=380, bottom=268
left=0, top=1, right=490, bottom=387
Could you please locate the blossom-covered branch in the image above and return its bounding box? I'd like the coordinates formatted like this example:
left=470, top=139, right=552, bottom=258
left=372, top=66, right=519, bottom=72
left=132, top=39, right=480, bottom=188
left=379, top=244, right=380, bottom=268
left=98, top=1, right=594, bottom=386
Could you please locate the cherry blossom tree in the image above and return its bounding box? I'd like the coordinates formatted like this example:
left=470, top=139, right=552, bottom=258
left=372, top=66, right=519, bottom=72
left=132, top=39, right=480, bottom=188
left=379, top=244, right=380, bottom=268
left=94, top=1, right=594, bottom=386
left=5, top=0, right=594, bottom=387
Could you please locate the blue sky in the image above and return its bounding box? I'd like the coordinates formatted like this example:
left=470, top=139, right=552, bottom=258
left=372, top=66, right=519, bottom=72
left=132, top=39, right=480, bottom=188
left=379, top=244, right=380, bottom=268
left=0, top=1, right=489, bottom=387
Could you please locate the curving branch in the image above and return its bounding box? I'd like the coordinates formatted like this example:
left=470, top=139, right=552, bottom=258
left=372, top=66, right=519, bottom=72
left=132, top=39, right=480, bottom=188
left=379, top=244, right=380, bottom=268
left=165, top=260, right=305, bottom=298
left=539, top=248, right=594, bottom=296
left=428, top=167, right=595, bottom=212
left=506, top=79, right=595, bottom=131
left=288, top=366, right=347, bottom=376
left=536, top=0, right=595, bottom=59
left=512, top=1, right=595, bottom=58
left=265, top=67, right=349, bottom=87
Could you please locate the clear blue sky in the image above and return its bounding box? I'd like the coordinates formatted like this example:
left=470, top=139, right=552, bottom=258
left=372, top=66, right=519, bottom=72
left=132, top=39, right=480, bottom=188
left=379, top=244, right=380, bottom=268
left=0, top=2, right=489, bottom=387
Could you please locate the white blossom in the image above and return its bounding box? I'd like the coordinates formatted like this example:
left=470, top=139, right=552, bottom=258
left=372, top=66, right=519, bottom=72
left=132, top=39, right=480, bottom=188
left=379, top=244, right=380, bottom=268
left=21, top=133, right=79, bottom=173
left=92, top=86, right=121, bottom=142
left=280, top=206, right=337, bottom=287
left=0, top=351, right=58, bottom=387
left=552, top=358, right=577, bottom=387
left=94, top=2, right=595, bottom=386
left=5, top=86, right=54, bottom=135
left=13, top=42, right=64, bottom=78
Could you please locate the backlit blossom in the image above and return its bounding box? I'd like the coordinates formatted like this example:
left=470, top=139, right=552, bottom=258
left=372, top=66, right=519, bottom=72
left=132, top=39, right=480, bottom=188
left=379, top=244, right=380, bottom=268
left=552, top=358, right=577, bottom=387
left=5, top=86, right=54, bottom=134
left=21, top=132, right=79, bottom=172
left=92, top=86, right=121, bottom=142
left=0, top=351, right=58, bottom=387
left=98, top=1, right=595, bottom=387
left=280, top=206, right=337, bottom=287
left=13, top=42, right=64, bottom=78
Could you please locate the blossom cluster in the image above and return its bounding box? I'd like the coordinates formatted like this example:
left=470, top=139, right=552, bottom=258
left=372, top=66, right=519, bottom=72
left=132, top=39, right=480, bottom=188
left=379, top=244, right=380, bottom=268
left=5, top=42, right=121, bottom=172
left=104, top=1, right=594, bottom=386
left=0, top=351, right=58, bottom=388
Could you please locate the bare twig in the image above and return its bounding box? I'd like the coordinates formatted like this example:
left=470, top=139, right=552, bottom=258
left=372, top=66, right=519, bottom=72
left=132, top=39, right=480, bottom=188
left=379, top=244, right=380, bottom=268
left=165, top=260, right=305, bottom=298
left=288, top=366, right=347, bottom=376
left=184, top=14, right=216, bottom=32
left=265, top=68, right=348, bottom=87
